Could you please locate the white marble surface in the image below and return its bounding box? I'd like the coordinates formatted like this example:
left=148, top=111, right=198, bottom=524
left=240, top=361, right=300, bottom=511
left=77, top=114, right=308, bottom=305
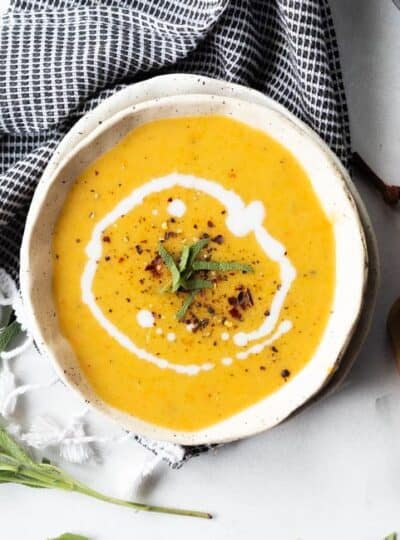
left=2, top=1, right=400, bottom=539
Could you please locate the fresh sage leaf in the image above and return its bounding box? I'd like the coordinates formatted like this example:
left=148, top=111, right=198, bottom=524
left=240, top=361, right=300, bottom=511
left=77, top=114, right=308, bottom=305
left=0, top=424, right=36, bottom=467
left=179, top=278, right=213, bottom=291
left=0, top=307, right=11, bottom=330
left=0, top=320, right=20, bottom=354
left=158, top=243, right=181, bottom=292
left=192, top=260, right=253, bottom=273
left=187, top=238, right=210, bottom=271
left=179, top=245, right=190, bottom=273
left=176, top=291, right=197, bottom=320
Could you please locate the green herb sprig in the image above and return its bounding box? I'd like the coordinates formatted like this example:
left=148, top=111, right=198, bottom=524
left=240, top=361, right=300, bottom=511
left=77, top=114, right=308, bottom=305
left=158, top=238, right=253, bottom=320
left=49, top=534, right=90, bottom=540
left=0, top=425, right=211, bottom=519
left=0, top=311, right=21, bottom=355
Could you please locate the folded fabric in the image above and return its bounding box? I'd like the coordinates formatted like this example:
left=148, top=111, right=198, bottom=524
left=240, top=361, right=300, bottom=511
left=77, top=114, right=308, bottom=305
left=0, top=0, right=351, bottom=467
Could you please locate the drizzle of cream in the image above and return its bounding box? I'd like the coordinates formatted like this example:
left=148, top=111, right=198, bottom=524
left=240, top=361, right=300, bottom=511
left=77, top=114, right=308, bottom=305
left=236, top=320, right=293, bottom=360
left=136, top=309, right=154, bottom=328
left=233, top=228, right=296, bottom=347
left=202, top=363, right=214, bottom=371
left=221, top=357, right=233, bottom=366
left=166, top=332, right=176, bottom=342
left=81, top=173, right=296, bottom=375
left=234, top=333, right=248, bottom=346
left=167, top=198, right=186, bottom=217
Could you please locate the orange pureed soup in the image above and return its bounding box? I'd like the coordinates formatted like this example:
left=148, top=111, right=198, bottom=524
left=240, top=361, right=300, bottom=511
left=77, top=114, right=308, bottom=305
left=53, top=115, right=335, bottom=431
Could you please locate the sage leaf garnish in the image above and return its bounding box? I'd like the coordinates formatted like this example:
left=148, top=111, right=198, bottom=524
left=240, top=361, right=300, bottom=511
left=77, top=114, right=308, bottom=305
left=0, top=424, right=211, bottom=519
left=179, top=278, right=213, bottom=291
left=157, top=235, right=253, bottom=320
left=179, top=245, right=190, bottom=273
left=176, top=291, right=198, bottom=321
left=192, top=260, right=253, bottom=273
left=158, top=243, right=181, bottom=292
left=187, top=237, right=210, bottom=268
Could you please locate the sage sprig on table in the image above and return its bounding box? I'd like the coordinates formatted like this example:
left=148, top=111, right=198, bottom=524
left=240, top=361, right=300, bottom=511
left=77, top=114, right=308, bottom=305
left=0, top=424, right=211, bottom=519
left=0, top=308, right=211, bottom=519
left=158, top=238, right=253, bottom=320
left=49, top=535, right=90, bottom=540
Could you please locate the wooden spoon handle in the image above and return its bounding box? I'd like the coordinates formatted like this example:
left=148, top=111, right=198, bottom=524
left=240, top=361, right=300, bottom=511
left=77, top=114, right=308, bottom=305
left=351, top=152, right=400, bottom=206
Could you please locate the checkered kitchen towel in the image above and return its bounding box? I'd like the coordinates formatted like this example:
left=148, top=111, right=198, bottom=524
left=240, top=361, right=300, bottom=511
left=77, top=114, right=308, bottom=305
left=0, top=0, right=350, bottom=466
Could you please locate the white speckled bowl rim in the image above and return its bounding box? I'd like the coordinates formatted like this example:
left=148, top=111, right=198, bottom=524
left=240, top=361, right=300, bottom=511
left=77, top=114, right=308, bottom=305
left=20, top=76, right=370, bottom=445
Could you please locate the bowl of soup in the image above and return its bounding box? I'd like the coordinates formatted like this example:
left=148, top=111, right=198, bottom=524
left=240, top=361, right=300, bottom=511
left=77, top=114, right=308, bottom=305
left=20, top=94, right=367, bottom=445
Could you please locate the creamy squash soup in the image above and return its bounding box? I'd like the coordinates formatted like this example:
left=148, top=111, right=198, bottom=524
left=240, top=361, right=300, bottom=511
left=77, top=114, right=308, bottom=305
left=53, top=115, right=335, bottom=431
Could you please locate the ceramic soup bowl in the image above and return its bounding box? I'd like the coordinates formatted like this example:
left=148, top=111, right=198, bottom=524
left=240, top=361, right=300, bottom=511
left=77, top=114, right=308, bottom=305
left=20, top=94, right=367, bottom=445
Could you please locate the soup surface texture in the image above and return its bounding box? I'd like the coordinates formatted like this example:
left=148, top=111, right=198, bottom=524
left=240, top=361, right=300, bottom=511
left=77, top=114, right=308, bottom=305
left=53, top=115, right=335, bottom=431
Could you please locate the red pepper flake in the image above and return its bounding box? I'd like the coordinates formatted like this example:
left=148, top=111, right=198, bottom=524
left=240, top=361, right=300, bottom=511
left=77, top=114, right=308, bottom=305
left=272, top=346, right=278, bottom=353
left=145, top=255, right=163, bottom=277
left=229, top=307, right=242, bottom=320
left=102, top=235, right=111, bottom=243
left=105, top=256, right=110, bottom=261
left=75, top=238, right=81, bottom=243
left=264, top=309, right=270, bottom=317
left=94, top=170, right=99, bottom=176
left=259, top=366, right=266, bottom=371
left=118, top=257, right=125, bottom=263
left=192, top=318, right=209, bottom=333
left=228, top=296, right=238, bottom=306
left=281, top=369, right=290, bottom=379
left=248, top=289, right=254, bottom=305
left=237, top=288, right=254, bottom=310
left=212, top=234, right=224, bottom=244
left=164, top=231, right=178, bottom=240
left=126, top=298, right=131, bottom=302
left=207, top=220, right=215, bottom=228
left=135, top=245, right=143, bottom=255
